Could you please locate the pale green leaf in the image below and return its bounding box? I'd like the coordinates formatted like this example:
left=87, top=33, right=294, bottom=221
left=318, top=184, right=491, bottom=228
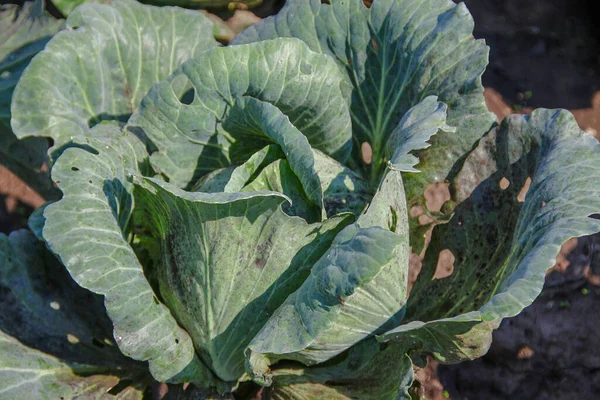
left=311, top=150, right=372, bottom=219
left=0, top=0, right=63, bottom=125
left=223, top=96, right=324, bottom=212
left=52, top=0, right=265, bottom=17
left=357, top=96, right=453, bottom=234
left=39, top=124, right=213, bottom=384
left=345, top=97, right=454, bottom=342
left=0, top=230, right=148, bottom=399
left=199, top=148, right=372, bottom=220
left=233, top=0, right=496, bottom=250
left=51, top=0, right=93, bottom=16
left=11, top=0, right=218, bottom=156
left=241, top=159, right=322, bottom=223
left=247, top=223, right=405, bottom=382
left=128, top=37, right=352, bottom=188
left=222, top=144, right=283, bottom=193
left=133, top=176, right=353, bottom=382
left=385, top=96, right=455, bottom=173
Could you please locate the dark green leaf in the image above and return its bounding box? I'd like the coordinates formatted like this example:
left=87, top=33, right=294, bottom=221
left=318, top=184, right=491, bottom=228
left=379, top=109, right=600, bottom=363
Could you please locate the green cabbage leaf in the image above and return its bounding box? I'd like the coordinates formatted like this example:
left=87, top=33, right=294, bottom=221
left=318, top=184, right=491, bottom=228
left=4, top=0, right=600, bottom=398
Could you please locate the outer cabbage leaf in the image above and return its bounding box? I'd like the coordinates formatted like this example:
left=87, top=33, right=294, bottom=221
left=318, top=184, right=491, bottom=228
left=128, top=37, right=352, bottom=188
left=11, top=0, right=218, bottom=157
left=52, top=0, right=264, bottom=16
left=37, top=124, right=213, bottom=384
left=0, top=0, right=62, bottom=200
left=246, top=223, right=405, bottom=383
left=0, top=0, right=62, bottom=126
left=263, top=339, right=413, bottom=400
left=233, top=0, right=496, bottom=250
left=378, top=109, right=600, bottom=364
left=0, top=230, right=148, bottom=399
left=133, top=176, right=353, bottom=382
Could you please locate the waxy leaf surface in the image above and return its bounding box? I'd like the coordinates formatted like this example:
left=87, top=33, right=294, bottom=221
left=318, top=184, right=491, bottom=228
left=233, top=0, right=496, bottom=250
left=38, top=125, right=213, bottom=384
left=247, top=223, right=405, bottom=382
left=0, top=230, right=148, bottom=399
left=129, top=38, right=352, bottom=188
left=134, top=176, right=353, bottom=382
left=11, top=0, right=217, bottom=156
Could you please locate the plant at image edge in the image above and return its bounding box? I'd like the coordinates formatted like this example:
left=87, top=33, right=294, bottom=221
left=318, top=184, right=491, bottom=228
left=2, top=0, right=600, bottom=398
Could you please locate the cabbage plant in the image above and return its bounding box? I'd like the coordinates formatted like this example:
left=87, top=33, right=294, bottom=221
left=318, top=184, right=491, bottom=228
left=2, top=0, right=600, bottom=398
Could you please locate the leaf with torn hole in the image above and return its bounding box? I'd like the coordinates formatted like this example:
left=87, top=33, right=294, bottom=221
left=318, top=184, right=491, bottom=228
left=128, top=37, right=352, bottom=189
left=233, top=0, right=496, bottom=251
left=0, top=230, right=149, bottom=399
left=6, top=0, right=600, bottom=397
left=378, top=109, right=600, bottom=365
left=37, top=124, right=215, bottom=385
left=11, top=0, right=218, bottom=158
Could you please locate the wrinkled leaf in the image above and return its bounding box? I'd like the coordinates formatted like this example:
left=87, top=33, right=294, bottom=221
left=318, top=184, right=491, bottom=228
left=0, top=230, right=148, bottom=399
left=379, top=109, right=600, bottom=364
left=247, top=223, right=405, bottom=383
left=11, top=0, right=218, bottom=157
left=39, top=124, right=212, bottom=384
left=129, top=37, right=352, bottom=188
left=133, top=176, right=353, bottom=382
left=223, top=96, right=324, bottom=213
left=198, top=148, right=372, bottom=220
left=385, top=96, right=455, bottom=173
left=233, top=0, right=496, bottom=250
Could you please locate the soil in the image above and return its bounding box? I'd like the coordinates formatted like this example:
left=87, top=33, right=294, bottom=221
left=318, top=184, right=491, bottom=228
left=2, top=1, right=600, bottom=399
